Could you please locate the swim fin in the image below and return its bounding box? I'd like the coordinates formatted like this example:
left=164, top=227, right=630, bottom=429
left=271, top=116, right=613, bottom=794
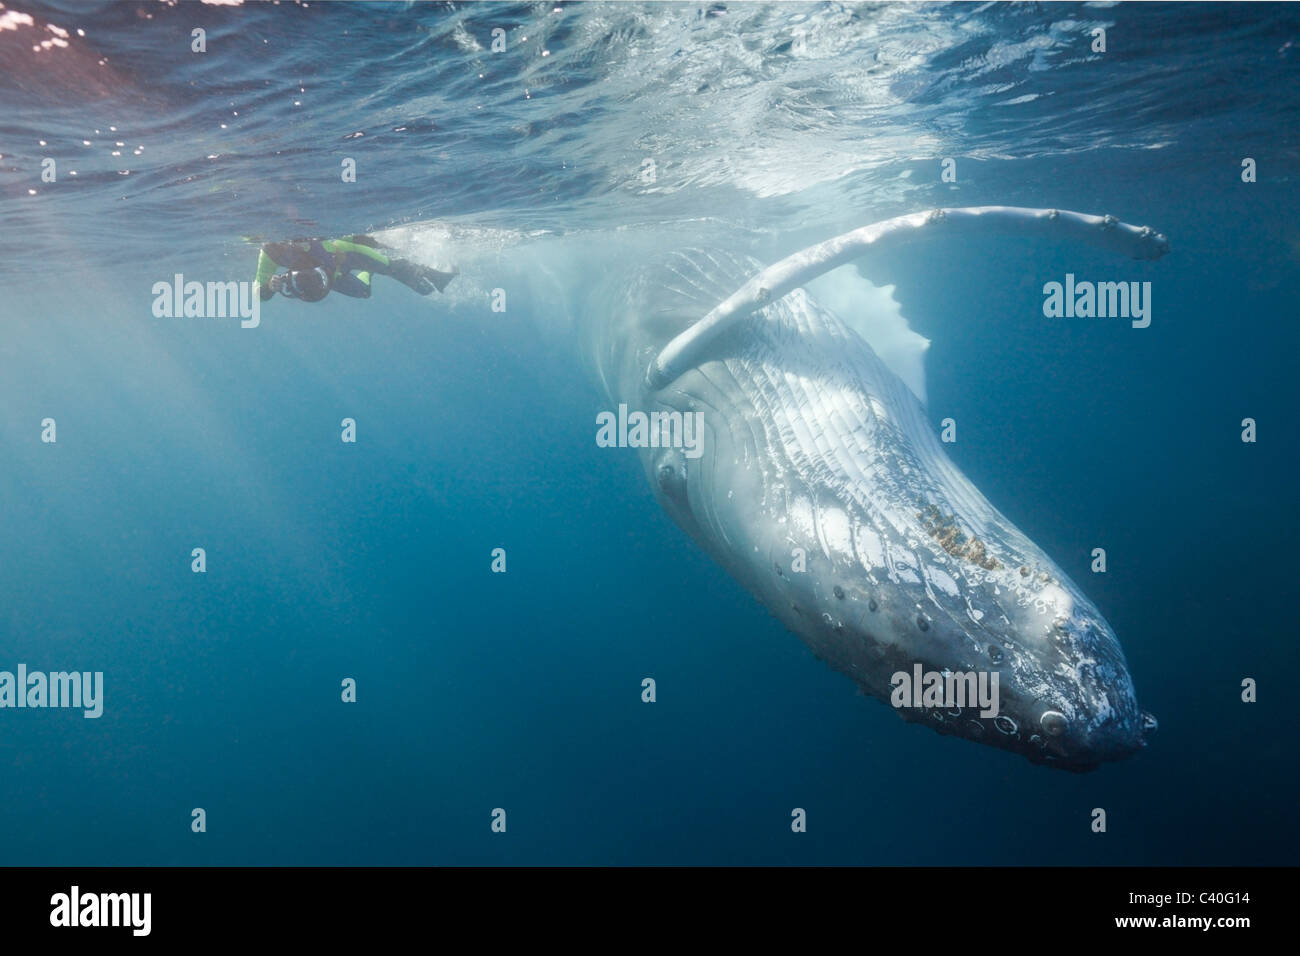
left=424, top=266, right=458, bottom=293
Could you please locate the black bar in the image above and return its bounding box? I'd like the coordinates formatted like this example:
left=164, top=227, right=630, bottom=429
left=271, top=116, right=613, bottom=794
left=0, top=867, right=1284, bottom=941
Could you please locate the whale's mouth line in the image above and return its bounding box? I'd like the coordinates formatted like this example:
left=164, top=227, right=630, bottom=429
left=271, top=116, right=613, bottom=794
left=885, top=664, right=1152, bottom=772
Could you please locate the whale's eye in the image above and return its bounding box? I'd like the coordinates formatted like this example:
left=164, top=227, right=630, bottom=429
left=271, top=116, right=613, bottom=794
left=916, top=615, right=930, bottom=632
left=987, top=644, right=1004, bottom=664
left=868, top=598, right=878, bottom=612
left=833, top=585, right=845, bottom=600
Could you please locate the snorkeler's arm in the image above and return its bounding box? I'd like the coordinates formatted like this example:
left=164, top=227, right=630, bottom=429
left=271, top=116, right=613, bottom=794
left=254, top=242, right=316, bottom=299
left=255, top=242, right=307, bottom=299
left=253, top=248, right=278, bottom=298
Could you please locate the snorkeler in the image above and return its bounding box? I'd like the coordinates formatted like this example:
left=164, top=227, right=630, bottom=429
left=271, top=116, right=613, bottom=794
left=253, top=234, right=458, bottom=302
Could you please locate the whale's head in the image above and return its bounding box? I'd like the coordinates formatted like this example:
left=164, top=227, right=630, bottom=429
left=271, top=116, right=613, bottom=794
left=621, top=248, right=1154, bottom=771
left=846, top=566, right=1158, bottom=772
left=980, top=598, right=1157, bottom=771
left=649, top=416, right=1157, bottom=771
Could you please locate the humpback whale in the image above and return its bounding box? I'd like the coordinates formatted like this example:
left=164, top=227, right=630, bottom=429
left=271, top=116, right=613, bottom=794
left=388, top=205, right=1167, bottom=771
left=575, top=206, right=1166, bottom=772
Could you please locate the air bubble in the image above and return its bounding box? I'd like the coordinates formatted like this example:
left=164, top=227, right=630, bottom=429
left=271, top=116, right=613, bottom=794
left=1040, top=711, right=1068, bottom=737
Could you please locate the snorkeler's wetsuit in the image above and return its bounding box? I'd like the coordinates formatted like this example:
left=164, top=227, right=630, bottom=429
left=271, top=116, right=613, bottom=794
left=253, top=235, right=454, bottom=299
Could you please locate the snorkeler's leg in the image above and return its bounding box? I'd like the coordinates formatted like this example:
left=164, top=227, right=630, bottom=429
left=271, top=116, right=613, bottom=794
left=332, top=271, right=372, bottom=298
left=378, top=256, right=457, bottom=295
left=329, top=244, right=457, bottom=295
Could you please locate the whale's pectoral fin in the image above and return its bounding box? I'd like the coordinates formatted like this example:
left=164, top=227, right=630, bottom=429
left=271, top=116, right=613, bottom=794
left=647, top=206, right=1170, bottom=390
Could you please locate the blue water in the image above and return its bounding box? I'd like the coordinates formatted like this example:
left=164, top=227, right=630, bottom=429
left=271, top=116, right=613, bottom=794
left=1, top=1, right=1298, bottom=865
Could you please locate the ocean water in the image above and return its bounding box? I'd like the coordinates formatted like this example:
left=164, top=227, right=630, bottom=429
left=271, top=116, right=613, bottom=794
left=1, top=0, right=1297, bottom=866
